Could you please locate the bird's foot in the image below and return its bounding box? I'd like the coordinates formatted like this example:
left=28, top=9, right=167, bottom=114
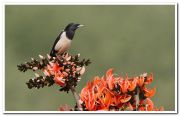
left=56, top=52, right=68, bottom=59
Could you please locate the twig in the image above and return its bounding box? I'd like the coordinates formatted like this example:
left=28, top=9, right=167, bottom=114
left=145, top=104, right=148, bottom=111
left=135, top=87, right=140, bottom=111
left=70, top=86, right=83, bottom=111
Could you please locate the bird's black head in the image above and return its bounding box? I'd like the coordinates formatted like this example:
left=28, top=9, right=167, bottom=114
left=64, top=23, right=84, bottom=40
left=64, top=23, right=83, bottom=31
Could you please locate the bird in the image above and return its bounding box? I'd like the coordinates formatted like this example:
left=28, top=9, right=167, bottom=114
left=50, top=23, right=84, bottom=57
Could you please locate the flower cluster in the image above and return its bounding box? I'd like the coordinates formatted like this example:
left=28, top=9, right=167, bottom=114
left=17, top=53, right=91, bottom=92
left=80, top=68, right=163, bottom=111
left=18, top=53, right=164, bottom=111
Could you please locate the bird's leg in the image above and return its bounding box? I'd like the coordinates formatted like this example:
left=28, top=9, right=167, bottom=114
left=56, top=54, right=62, bottom=59
left=62, top=52, right=68, bottom=57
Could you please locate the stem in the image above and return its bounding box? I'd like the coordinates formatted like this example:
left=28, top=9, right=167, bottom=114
left=70, top=86, right=83, bottom=111
left=145, top=104, right=148, bottom=111
left=135, top=87, right=140, bottom=111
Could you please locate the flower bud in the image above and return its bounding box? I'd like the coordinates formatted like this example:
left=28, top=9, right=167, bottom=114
left=80, top=66, right=86, bottom=75
left=47, top=54, right=51, bottom=59
left=66, top=56, right=71, bottom=61
left=39, top=54, right=44, bottom=59
left=32, top=67, right=38, bottom=71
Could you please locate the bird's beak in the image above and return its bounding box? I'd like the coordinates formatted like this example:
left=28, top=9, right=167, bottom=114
left=77, top=24, right=84, bottom=28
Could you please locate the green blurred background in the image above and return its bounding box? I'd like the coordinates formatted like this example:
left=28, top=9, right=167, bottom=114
left=5, top=5, right=175, bottom=111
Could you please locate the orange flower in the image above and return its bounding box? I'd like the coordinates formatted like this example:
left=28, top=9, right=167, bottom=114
left=138, top=98, right=154, bottom=111
left=144, top=87, right=156, bottom=98
left=43, top=69, right=51, bottom=76
left=98, top=91, right=112, bottom=110
left=43, top=62, right=61, bottom=76
left=54, top=75, right=66, bottom=87
left=128, top=78, right=137, bottom=91
left=105, top=68, right=115, bottom=90
left=79, top=69, right=162, bottom=111
left=120, top=78, right=129, bottom=93
left=106, top=68, right=113, bottom=78
left=93, top=76, right=101, bottom=85
left=92, top=77, right=106, bottom=100
left=84, top=91, right=96, bottom=111
left=138, top=106, right=145, bottom=111
left=137, top=76, right=144, bottom=87
left=80, top=83, right=90, bottom=102
left=53, top=63, right=61, bottom=72
left=144, top=73, right=153, bottom=85
left=146, top=98, right=154, bottom=111
left=120, top=94, right=132, bottom=103
left=80, top=82, right=96, bottom=111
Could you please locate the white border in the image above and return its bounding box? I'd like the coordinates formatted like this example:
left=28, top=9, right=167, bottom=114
left=174, top=2, right=178, bottom=114
left=2, top=2, right=177, bottom=5
left=3, top=111, right=177, bottom=114
left=2, top=2, right=178, bottom=114
left=2, top=1, right=5, bottom=115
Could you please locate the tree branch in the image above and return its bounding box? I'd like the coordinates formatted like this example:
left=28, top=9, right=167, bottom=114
left=135, top=87, right=140, bottom=111
left=70, top=86, right=82, bottom=111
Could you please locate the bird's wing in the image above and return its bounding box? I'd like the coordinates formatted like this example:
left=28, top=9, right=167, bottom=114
left=50, top=31, right=63, bottom=57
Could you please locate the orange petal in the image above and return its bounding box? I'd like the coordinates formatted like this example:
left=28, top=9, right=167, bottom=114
left=139, top=106, right=145, bottom=111
left=97, top=84, right=105, bottom=95
left=120, top=94, right=131, bottom=103
left=112, top=94, right=121, bottom=106
left=106, top=68, right=114, bottom=78
left=144, top=73, right=153, bottom=85
left=144, top=87, right=156, bottom=98
left=62, top=71, right=68, bottom=77
left=85, top=91, right=96, bottom=111
left=146, top=98, right=154, bottom=111
left=106, top=75, right=114, bottom=90
left=128, top=78, right=137, bottom=91
left=80, top=87, right=89, bottom=101
left=85, top=81, right=93, bottom=90
left=97, top=107, right=109, bottom=111
left=105, top=68, right=115, bottom=90
left=138, top=76, right=144, bottom=87
left=98, top=96, right=105, bottom=108
left=104, top=92, right=112, bottom=105
left=93, top=76, right=101, bottom=85
left=53, top=63, right=61, bottom=72
left=120, top=78, right=129, bottom=93
left=54, top=76, right=65, bottom=86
